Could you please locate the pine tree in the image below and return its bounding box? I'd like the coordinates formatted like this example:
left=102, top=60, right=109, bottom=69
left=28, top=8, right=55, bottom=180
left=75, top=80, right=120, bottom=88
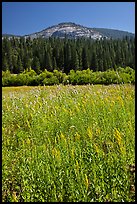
left=91, top=51, right=98, bottom=71
left=2, top=56, right=9, bottom=71
left=71, top=46, right=79, bottom=71
left=64, top=43, right=71, bottom=73
left=17, top=56, right=24, bottom=73
left=32, top=56, right=41, bottom=74
left=43, top=50, right=52, bottom=71
left=82, top=47, right=89, bottom=69
left=53, top=57, right=57, bottom=70
left=12, top=55, right=18, bottom=74
left=24, top=56, right=32, bottom=70
left=58, top=48, right=64, bottom=70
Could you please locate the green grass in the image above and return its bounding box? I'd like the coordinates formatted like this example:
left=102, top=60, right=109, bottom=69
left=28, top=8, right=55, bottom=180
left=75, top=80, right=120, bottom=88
left=2, top=84, right=135, bottom=202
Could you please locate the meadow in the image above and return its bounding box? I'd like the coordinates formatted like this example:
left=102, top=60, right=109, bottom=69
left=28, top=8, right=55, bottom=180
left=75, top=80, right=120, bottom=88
left=2, top=84, right=135, bottom=202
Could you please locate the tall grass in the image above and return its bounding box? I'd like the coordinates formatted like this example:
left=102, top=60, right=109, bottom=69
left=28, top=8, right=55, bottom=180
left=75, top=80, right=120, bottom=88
left=2, top=84, right=135, bottom=202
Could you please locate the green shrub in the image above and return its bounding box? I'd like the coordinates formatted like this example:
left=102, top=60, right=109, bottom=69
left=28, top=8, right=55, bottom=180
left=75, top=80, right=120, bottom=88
left=2, top=67, right=135, bottom=86
left=27, top=76, right=41, bottom=86
left=42, top=76, right=59, bottom=85
left=22, top=68, right=37, bottom=77
left=53, top=70, right=66, bottom=83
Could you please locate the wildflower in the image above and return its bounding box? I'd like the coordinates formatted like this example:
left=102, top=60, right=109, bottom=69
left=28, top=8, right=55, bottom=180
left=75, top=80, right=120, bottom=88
left=113, top=128, right=121, bottom=146
left=71, top=147, right=75, bottom=159
left=75, top=132, right=80, bottom=141
left=12, top=191, right=17, bottom=202
left=60, top=132, right=66, bottom=144
left=52, top=147, right=61, bottom=162
left=26, top=120, right=31, bottom=129
left=85, top=174, right=89, bottom=190
left=94, top=143, right=99, bottom=154
left=96, top=128, right=101, bottom=135
left=114, top=128, right=126, bottom=154
left=25, top=104, right=28, bottom=108
left=26, top=138, right=30, bottom=145
left=87, top=127, right=93, bottom=139
left=42, top=144, right=47, bottom=151
left=54, top=137, right=57, bottom=144
left=75, top=160, right=79, bottom=174
left=17, top=124, right=20, bottom=128
left=117, top=96, right=124, bottom=106
left=56, top=149, right=61, bottom=161
left=75, top=105, right=80, bottom=112
left=120, top=145, right=126, bottom=154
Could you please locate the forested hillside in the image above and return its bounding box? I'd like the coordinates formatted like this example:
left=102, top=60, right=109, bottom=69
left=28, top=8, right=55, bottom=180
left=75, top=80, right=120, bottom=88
left=2, top=36, right=135, bottom=74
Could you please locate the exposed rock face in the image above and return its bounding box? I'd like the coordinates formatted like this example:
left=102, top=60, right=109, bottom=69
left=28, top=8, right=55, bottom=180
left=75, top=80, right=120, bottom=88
left=24, top=22, right=104, bottom=40
left=3, top=22, right=135, bottom=40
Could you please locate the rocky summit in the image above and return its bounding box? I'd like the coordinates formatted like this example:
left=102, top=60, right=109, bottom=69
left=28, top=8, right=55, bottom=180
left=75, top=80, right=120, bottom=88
left=24, top=22, right=103, bottom=40
left=3, top=22, right=135, bottom=40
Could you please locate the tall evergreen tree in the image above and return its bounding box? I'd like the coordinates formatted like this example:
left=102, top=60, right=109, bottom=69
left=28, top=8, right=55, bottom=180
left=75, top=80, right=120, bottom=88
left=43, top=50, right=52, bottom=71
left=64, top=43, right=71, bottom=73
left=2, top=56, right=9, bottom=71
left=91, top=51, right=98, bottom=71
left=82, top=47, right=89, bottom=69
left=71, top=46, right=79, bottom=71
left=32, top=56, right=41, bottom=74
left=53, top=57, right=57, bottom=70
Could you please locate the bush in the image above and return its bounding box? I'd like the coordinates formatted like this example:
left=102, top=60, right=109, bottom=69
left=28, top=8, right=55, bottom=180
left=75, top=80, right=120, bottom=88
left=27, top=76, right=41, bottom=86
left=22, top=68, right=37, bottom=77
left=2, top=67, right=135, bottom=86
left=42, top=76, right=59, bottom=85
left=53, top=70, right=66, bottom=83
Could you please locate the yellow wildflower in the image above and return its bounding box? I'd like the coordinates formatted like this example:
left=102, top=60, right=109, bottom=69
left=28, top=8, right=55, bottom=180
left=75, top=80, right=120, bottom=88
left=85, top=174, right=89, bottom=190
left=60, top=132, right=66, bottom=144
left=52, top=147, right=61, bottom=162
left=71, top=147, right=75, bottom=159
left=26, top=120, right=31, bottom=128
left=17, top=124, right=20, bottom=128
left=94, top=143, right=99, bottom=154
left=114, top=128, right=121, bottom=146
left=12, top=191, right=17, bottom=202
left=114, top=128, right=126, bottom=154
left=96, top=128, right=101, bottom=135
left=87, top=127, right=93, bottom=139
left=75, top=132, right=80, bottom=141
left=75, top=160, right=79, bottom=174
left=26, top=138, right=30, bottom=145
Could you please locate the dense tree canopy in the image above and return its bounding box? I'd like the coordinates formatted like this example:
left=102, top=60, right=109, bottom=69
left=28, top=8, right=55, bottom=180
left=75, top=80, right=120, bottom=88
left=2, top=36, right=135, bottom=74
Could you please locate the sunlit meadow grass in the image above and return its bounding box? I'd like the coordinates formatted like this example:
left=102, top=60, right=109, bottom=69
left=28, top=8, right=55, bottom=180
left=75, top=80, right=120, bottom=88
left=2, top=84, right=135, bottom=202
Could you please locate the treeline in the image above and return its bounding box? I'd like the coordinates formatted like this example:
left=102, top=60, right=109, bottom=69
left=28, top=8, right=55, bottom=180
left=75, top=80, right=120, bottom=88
left=2, top=67, right=135, bottom=87
left=2, top=36, right=135, bottom=74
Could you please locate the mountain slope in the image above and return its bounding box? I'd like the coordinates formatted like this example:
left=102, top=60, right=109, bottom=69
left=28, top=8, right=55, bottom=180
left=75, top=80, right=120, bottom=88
left=24, top=22, right=103, bottom=40
left=2, top=22, right=135, bottom=40
left=92, top=27, right=135, bottom=39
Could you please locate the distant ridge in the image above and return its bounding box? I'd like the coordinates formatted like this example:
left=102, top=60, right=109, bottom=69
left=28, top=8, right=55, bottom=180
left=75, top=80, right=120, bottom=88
left=2, top=33, right=21, bottom=38
left=92, top=27, right=135, bottom=39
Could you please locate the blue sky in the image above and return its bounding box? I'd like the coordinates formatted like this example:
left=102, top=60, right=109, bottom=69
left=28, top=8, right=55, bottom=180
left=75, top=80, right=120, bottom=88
left=2, top=2, right=135, bottom=36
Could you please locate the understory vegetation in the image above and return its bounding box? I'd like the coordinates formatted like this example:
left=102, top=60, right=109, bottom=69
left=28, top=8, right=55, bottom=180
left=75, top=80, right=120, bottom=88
left=2, top=66, right=135, bottom=87
left=2, top=84, right=135, bottom=202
